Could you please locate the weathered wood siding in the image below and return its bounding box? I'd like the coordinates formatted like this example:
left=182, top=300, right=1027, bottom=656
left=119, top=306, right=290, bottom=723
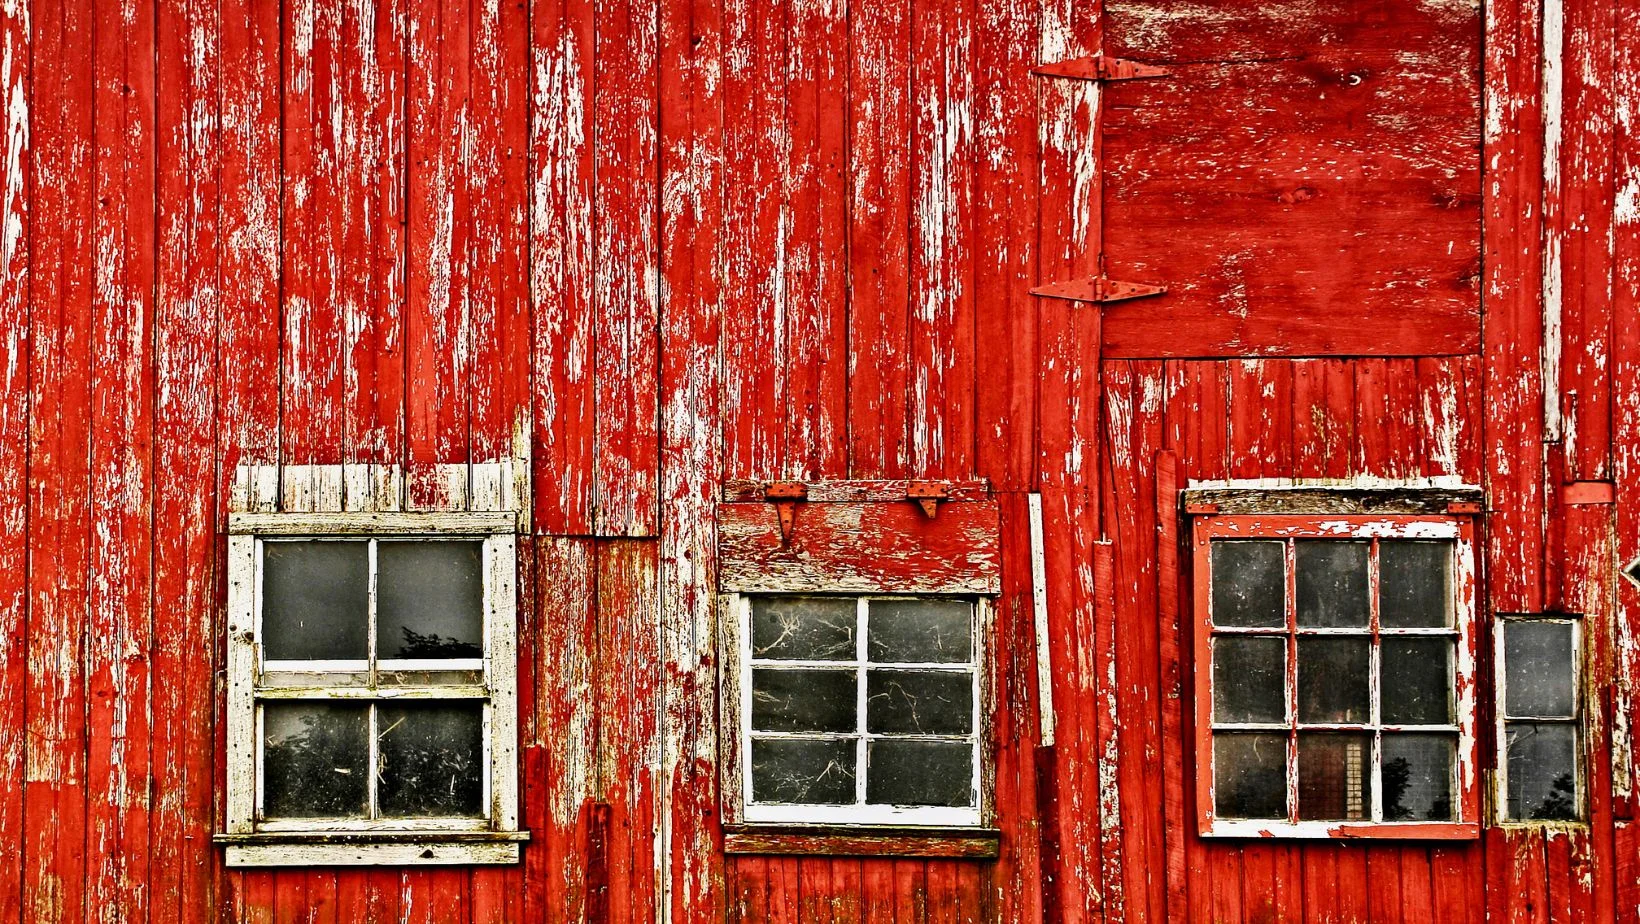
left=0, top=0, right=1634, bottom=919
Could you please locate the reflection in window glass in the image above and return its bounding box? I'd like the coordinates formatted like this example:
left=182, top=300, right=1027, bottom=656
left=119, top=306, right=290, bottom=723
left=262, top=702, right=370, bottom=818
left=376, top=541, right=484, bottom=659
left=376, top=702, right=485, bottom=817
left=1500, top=616, right=1580, bottom=822
left=1381, top=734, right=1455, bottom=821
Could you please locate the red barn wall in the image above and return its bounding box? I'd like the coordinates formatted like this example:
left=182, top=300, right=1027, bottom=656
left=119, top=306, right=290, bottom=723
left=0, top=0, right=1635, bottom=920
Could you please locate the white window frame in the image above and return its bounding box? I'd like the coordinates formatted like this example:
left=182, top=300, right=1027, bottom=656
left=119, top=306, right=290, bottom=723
left=219, top=511, right=523, bottom=866
left=1494, top=612, right=1585, bottom=825
left=725, top=592, right=988, bottom=828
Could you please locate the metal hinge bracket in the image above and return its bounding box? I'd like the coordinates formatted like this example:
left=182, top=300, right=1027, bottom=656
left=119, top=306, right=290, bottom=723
left=1032, top=55, right=1170, bottom=82
left=906, top=481, right=950, bottom=518
left=765, top=482, right=808, bottom=545
left=1032, top=276, right=1168, bottom=304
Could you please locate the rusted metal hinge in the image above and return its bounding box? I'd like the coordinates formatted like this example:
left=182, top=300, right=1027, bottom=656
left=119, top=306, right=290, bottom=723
left=1031, top=276, right=1168, bottom=304
left=1032, top=55, right=1171, bottom=82
left=906, top=481, right=950, bottom=518
left=765, top=481, right=808, bottom=545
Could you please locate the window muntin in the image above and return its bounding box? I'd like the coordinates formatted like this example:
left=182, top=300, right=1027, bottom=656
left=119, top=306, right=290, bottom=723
left=1497, top=614, right=1582, bottom=822
left=739, top=595, right=982, bottom=826
left=1194, top=515, right=1478, bottom=838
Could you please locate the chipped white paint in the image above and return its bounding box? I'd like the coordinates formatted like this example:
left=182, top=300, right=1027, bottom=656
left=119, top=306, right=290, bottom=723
left=1029, top=494, right=1055, bottom=746
left=1188, top=475, right=1476, bottom=491
left=1541, top=0, right=1564, bottom=440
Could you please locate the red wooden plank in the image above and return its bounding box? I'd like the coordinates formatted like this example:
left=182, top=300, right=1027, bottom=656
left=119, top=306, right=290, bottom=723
left=0, top=0, right=25, bottom=912
left=988, top=493, right=1043, bottom=924
left=1156, top=451, right=1190, bottom=921
left=1100, top=0, right=1483, bottom=358
left=1611, top=0, right=1640, bottom=826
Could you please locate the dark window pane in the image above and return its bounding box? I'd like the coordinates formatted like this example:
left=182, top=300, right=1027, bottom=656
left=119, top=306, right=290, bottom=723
left=867, top=740, right=974, bottom=807
left=866, top=670, right=973, bottom=735
left=1211, top=541, right=1286, bottom=628
left=1381, top=638, right=1452, bottom=725
left=1506, top=722, right=1580, bottom=820
left=1296, top=541, right=1369, bottom=628
left=262, top=702, right=369, bottom=818
left=1380, top=541, right=1453, bottom=628
left=868, top=599, right=972, bottom=663
left=751, top=668, right=856, bottom=733
left=377, top=702, right=485, bottom=817
left=1505, top=621, right=1577, bottom=718
left=752, top=597, right=857, bottom=661
left=1381, top=733, right=1455, bottom=821
left=1298, top=733, right=1372, bottom=821
left=1213, top=733, right=1286, bottom=819
left=376, top=541, right=484, bottom=660
left=1213, top=636, right=1285, bottom=724
left=1297, top=637, right=1370, bottom=724
left=262, top=541, right=368, bottom=661
left=751, top=738, right=856, bottom=804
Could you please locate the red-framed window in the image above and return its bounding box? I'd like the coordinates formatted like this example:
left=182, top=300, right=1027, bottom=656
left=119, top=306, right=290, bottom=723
left=1192, top=514, right=1480, bottom=839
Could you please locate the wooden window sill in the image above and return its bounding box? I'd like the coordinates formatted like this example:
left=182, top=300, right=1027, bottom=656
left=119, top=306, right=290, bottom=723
left=723, top=825, right=1000, bottom=859
left=215, top=830, right=529, bottom=867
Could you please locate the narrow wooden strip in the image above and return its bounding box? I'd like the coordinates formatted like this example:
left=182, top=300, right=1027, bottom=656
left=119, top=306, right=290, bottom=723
left=723, top=831, right=999, bottom=859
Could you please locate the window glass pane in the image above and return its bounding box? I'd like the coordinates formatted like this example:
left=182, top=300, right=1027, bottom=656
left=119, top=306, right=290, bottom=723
left=751, top=668, right=856, bottom=733
left=1380, top=540, right=1453, bottom=628
left=752, top=597, right=856, bottom=661
left=1505, top=621, right=1576, bottom=718
left=1213, top=636, right=1285, bottom=724
left=866, top=670, right=973, bottom=735
left=1213, top=733, right=1286, bottom=819
left=1381, top=638, right=1453, bottom=725
left=377, top=702, right=485, bottom=817
left=1506, top=722, right=1580, bottom=820
left=1211, top=541, right=1286, bottom=628
left=261, top=702, right=369, bottom=818
left=751, top=738, right=857, bottom=804
left=1297, top=637, right=1370, bottom=724
left=867, top=740, right=974, bottom=807
left=1296, top=540, right=1369, bottom=628
left=868, top=599, right=972, bottom=663
left=262, top=541, right=369, bottom=661
left=1297, top=733, right=1372, bottom=821
left=1381, top=733, right=1455, bottom=821
left=376, top=541, right=484, bottom=660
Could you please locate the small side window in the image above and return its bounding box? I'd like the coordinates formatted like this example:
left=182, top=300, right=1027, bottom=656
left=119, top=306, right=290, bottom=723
left=1496, top=614, right=1582, bottom=823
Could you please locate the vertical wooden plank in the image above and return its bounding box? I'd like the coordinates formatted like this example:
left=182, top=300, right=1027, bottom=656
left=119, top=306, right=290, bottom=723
left=1156, top=450, right=1190, bottom=922
left=592, top=0, right=661, bottom=533
left=530, top=0, right=596, bottom=532
left=845, top=0, right=912, bottom=480
left=989, top=493, right=1044, bottom=924
left=0, top=0, right=24, bottom=913
left=25, top=0, right=93, bottom=912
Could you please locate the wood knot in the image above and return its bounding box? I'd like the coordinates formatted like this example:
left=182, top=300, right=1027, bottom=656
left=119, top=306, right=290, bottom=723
left=1278, top=186, right=1318, bottom=205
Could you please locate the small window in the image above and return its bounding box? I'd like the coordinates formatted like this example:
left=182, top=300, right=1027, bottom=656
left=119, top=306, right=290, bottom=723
left=732, top=595, right=983, bottom=826
left=220, top=512, right=523, bottom=866
left=1496, top=614, right=1582, bottom=822
left=1193, top=513, right=1479, bottom=838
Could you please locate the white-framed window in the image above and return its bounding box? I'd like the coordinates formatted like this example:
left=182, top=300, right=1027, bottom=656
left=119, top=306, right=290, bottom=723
left=726, top=594, right=986, bottom=827
left=1495, top=612, right=1583, bottom=823
left=1192, top=512, right=1481, bottom=839
left=219, top=511, right=523, bottom=866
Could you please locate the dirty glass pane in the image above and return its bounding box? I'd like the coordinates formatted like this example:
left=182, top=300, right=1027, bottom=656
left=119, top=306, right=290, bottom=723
left=261, top=702, right=369, bottom=818
left=377, top=702, right=485, bottom=817
left=866, top=670, right=973, bottom=735
left=867, top=740, right=974, bottom=807
left=1213, top=733, right=1286, bottom=819
left=1506, top=722, right=1580, bottom=820
left=262, top=541, right=368, bottom=661
left=751, top=738, right=856, bottom=804
left=377, top=541, right=485, bottom=660
left=1297, top=637, right=1370, bottom=724
left=751, top=596, right=857, bottom=661
left=751, top=668, right=856, bottom=733
left=868, top=598, right=972, bottom=663
left=1505, top=621, right=1576, bottom=718
left=1211, top=541, right=1286, bottom=628
left=1296, top=541, right=1369, bottom=628
left=1298, top=733, right=1372, bottom=821
left=1381, top=638, right=1453, bottom=725
left=1213, top=636, right=1285, bottom=724
left=1381, top=733, right=1455, bottom=821
left=1380, top=541, right=1453, bottom=628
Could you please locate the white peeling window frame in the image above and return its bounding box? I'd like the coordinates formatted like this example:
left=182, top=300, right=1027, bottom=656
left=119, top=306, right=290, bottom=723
left=1192, top=513, right=1482, bottom=839
left=219, top=511, right=523, bottom=867
left=1494, top=612, right=1585, bottom=825
left=723, top=592, right=989, bottom=828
